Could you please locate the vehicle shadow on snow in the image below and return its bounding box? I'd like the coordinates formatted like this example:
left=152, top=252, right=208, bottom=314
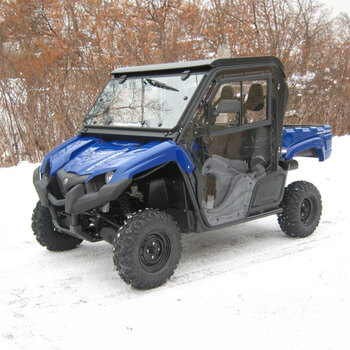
left=175, top=219, right=287, bottom=277
left=38, top=218, right=292, bottom=294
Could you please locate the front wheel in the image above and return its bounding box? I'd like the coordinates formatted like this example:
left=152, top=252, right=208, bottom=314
left=278, top=181, right=322, bottom=238
left=113, top=209, right=181, bottom=289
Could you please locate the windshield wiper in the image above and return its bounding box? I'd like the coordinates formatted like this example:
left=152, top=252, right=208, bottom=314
left=145, top=78, right=179, bottom=92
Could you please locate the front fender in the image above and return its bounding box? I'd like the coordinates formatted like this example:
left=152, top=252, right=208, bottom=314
left=86, top=141, right=195, bottom=183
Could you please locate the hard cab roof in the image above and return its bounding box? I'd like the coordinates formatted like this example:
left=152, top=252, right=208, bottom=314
left=111, top=56, right=285, bottom=77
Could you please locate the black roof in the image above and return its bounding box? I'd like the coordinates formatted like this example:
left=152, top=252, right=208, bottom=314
left=111, top=56, right=285, bottom=76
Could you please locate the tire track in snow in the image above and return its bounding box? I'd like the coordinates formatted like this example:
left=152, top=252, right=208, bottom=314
left=169, top=221, right=345, bottom=288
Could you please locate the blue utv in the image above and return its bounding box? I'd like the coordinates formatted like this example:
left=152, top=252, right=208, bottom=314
left=32, top=57, right=332, bottom=289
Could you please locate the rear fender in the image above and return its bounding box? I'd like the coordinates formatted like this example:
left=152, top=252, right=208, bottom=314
left=282, top=137, right=327, bottom=161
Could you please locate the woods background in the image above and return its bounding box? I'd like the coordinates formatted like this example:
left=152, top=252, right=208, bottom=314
left=0, top=0, right=349, bottom=166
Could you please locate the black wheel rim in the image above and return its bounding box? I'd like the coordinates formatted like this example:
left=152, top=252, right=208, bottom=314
left=300, top=197, right=316, bottom=225
left=139, top=231, right=171, bottom=273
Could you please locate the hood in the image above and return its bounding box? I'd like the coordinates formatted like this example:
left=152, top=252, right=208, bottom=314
left=41, top=135, right=194, bottom=183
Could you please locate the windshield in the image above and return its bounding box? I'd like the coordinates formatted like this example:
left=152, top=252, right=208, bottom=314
left=83, top=73, right=204, bottom=129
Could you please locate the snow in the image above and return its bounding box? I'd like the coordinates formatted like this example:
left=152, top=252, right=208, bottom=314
left=1, top=136, right=350, bottom=350
left=288, top=71, right=317, bottom=90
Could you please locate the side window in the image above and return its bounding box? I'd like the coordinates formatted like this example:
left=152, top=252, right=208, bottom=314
left=211, top=78, right=269, bottom=128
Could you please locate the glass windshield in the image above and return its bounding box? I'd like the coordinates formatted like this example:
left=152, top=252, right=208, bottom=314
left=83, top=73, right=204, bottom=129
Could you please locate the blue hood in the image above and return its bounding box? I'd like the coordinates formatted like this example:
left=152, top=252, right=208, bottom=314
left=41, top=135, right=194, bottom=183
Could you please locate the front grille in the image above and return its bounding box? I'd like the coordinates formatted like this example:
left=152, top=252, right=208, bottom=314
left=49, top=175, right=64, bottom=199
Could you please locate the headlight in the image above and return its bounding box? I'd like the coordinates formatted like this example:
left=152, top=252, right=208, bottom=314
left=105, top=171, right=115, bottom=184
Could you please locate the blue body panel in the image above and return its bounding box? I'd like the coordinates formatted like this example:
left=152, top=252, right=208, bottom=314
left=41, top=134, right=84, bottom=175
left=40, top=136, right=195, bottom=183
left=41, top=124, right=331, bottom=184
left=281, top=125, right=332, bottom=162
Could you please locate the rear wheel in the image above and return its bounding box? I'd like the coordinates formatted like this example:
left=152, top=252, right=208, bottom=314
left=113, top=209, right=181, bottom=289
left=32, top=201, right=83, bottom=251
left=278, top=181, right=322, bottom=238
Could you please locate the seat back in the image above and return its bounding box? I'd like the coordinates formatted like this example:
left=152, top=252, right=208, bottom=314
left=244, top=83, right=264, bottom=112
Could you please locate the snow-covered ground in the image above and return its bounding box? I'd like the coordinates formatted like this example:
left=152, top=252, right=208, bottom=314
left=1, top=136, right=349, bottom=350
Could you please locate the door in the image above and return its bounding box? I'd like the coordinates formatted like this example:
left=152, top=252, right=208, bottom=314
left=203, top=75, right=272, bottom=225
left=180, top=70, right=285, bottom=226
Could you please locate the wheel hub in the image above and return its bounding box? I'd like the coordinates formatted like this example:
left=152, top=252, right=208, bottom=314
left=300, top=197, right=316, bottom=225
left=139, top=231, right=170, bottom=272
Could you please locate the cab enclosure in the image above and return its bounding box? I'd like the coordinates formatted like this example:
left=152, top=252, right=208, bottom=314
left=33, top=56, right=332, bottom=241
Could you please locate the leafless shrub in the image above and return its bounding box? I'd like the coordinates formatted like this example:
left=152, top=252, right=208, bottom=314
left=0, top=0, right=348, bottom=166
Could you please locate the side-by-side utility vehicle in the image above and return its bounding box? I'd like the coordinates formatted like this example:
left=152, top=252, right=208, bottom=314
left=32, top=57, right=332, bottom=289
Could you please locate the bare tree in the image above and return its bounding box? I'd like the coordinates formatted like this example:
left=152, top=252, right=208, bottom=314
left=0, top=0, right=348, bottom=166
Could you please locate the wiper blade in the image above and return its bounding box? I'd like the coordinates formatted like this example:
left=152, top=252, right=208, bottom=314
left=145, top=78, right=179, bottom=92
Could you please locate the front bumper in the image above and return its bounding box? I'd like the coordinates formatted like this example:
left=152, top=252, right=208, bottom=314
left=33, top=166, right=131, bottom=215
